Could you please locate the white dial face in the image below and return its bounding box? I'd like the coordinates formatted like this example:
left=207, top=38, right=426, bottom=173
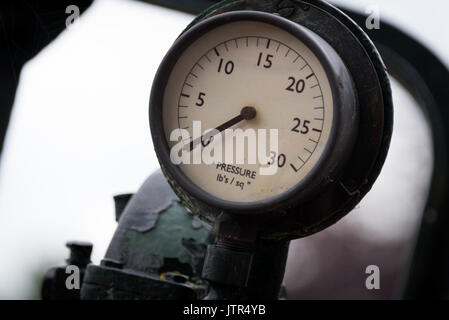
left=162, top=19, right=333, bottom=203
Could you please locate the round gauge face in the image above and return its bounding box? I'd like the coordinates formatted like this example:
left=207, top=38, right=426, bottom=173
left=153, top=11, right=347, bottom=210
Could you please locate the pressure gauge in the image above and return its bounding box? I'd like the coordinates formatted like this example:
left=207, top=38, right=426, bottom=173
left=150, top=4, right=392, bottom=237
left=150, top=10, right=357, bottom=213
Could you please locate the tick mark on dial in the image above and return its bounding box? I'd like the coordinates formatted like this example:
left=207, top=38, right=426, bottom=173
left=306, top=73, right=315, bottom=79
left=312, top=128, right=322, bottom=133
left=266, top=39, right=271, bottom=49
left=214, top=48, right=220, bottom=56
left=181, top=93, right=190, bottom=98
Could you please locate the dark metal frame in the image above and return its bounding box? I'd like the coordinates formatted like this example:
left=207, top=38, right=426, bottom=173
left=343, top=10, right=449, bottom=300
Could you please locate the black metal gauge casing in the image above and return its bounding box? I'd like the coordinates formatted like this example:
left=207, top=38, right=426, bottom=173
left=149, top=0, right=393, bottom=240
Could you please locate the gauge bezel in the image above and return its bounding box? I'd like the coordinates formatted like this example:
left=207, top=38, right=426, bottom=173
left=149, top=10, right=358, bottom=214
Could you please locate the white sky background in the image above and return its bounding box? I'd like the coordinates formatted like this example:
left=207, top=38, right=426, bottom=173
left=0, top=0, right=446, bottom=298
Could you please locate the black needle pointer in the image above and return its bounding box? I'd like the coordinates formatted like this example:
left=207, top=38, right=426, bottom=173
left=188, top=106, right=256, bottom=151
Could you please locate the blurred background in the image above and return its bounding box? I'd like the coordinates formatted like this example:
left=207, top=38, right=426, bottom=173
left=0, top=0, right=446, bottom=299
